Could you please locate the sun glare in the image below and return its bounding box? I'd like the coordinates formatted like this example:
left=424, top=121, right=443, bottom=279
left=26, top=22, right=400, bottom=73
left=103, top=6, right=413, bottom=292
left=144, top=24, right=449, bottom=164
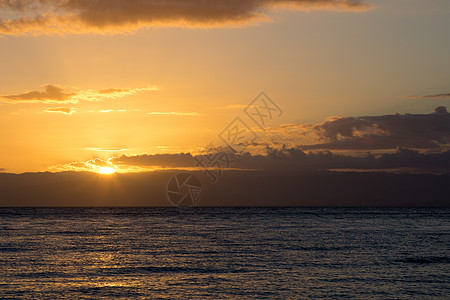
left=99, top=167, right=116, bottom=174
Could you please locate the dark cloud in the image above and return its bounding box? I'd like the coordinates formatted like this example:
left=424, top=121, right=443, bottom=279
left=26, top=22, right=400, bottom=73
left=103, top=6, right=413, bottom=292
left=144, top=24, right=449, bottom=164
left=258, top=147, right=450, bottom=173
left=112, top=153, right=195, bottom=169
left=302, top=107, right=450, bottom=150
left=253, top=107, right=450, bottom=151
left=102, top=147, right=450, bottom=174
left=0, top=0, right=372, bottom=35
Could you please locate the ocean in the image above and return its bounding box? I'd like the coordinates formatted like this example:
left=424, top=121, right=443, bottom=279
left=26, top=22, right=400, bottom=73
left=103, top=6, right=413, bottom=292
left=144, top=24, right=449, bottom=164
left=0, top=208, right=449, bottom=299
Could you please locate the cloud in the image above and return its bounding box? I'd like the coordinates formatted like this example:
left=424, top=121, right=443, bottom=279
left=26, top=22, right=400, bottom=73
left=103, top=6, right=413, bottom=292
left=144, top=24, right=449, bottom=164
left=258, top=106, right=450, bottom=151
left=50, top=157, right=118, bottom=173
left=0, top=0, right=373, bottom=36
left=213, top=104, right=251, bottom=110
left=50, top=154, right=197, bottom=173
left=0, top=84, right=158, bottom=104
left=1, top=85, right=75, bottom=102
left=53, top=147, right=450, bottom=175
left=84, top=147, right=128, bottom=152
left=99, top=109, right=127, bottom=113
left=87, top=109, right=129, bottom=113
left=253, top=146, right=450, bottom=173
left=147, top=112, right=201, bottom=116
left=113, top=153, right=196, bottom=168
left=404, top=93, right=450, bottom=99
left=44, top=107, right=76, bottom=114
left=48, top=106, right=450, bottom=174
left=307, top=107, right=450, bottom=150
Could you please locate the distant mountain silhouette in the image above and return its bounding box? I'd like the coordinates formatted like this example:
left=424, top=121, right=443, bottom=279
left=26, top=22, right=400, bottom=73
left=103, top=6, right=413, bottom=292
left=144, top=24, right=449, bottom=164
left=0, top=171, right=448, bottom=207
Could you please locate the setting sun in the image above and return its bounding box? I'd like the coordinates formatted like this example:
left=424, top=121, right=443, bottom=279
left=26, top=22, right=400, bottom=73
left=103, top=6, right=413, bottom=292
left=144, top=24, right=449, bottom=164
left=99, top=167, right=116, bottom=174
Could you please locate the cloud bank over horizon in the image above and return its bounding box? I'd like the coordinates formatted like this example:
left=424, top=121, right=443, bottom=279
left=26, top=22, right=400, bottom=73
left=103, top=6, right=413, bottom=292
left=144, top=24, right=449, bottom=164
left=0, top=0, right=372, bottom=36
left=46, top=106, right=450, bottom=175
left=51, top=147, right=450, bottom=175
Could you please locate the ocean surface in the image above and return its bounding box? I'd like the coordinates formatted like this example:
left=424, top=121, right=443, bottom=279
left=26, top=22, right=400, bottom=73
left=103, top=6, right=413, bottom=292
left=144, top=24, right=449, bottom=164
left=0, top=208, right=449, bottom=299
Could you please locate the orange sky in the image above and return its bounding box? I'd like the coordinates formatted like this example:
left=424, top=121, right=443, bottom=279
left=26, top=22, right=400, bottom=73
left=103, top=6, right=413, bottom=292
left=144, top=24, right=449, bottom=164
left=0, top=0, right=449, bottom=173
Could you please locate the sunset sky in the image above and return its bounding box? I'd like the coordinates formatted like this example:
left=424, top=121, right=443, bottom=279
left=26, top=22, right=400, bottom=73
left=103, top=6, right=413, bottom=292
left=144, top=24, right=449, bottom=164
left=1, top=0, right=449, bottom=173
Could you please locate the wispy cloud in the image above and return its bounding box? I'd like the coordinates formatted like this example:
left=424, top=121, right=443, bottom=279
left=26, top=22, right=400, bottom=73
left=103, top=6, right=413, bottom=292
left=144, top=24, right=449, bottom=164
left=403, top=93, right=450, bottom=99
left=84, top=147, right=128, bottom=152
left=147, top=112, right=201, bottom=116
left=44, top=107, right=76, bottom=115
left=0, top=84, right=158, bottom=104
left=0, top=0, right=373, bottom=36
left=2, top=85, right=75, bottom=103
left=99, top=109, right=127, bottom=113
left=213, top=104, right=250, bottom=110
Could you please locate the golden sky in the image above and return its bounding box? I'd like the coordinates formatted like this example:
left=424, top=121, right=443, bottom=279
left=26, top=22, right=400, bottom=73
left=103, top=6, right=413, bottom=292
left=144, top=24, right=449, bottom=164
left=0, top=0, right=449, bottom=173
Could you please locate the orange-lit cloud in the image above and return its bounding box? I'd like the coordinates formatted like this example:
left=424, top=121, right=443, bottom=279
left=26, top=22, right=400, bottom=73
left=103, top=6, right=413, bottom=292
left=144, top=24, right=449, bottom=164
left=0, top=84, right=158, bottom=103
left=0, top=0, right=373, bottom=36
left=50, top=156, right=185, bottom=173
left=49, top=157, right=123, bottom=173
left=44, top=107, right=76, bottom=114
